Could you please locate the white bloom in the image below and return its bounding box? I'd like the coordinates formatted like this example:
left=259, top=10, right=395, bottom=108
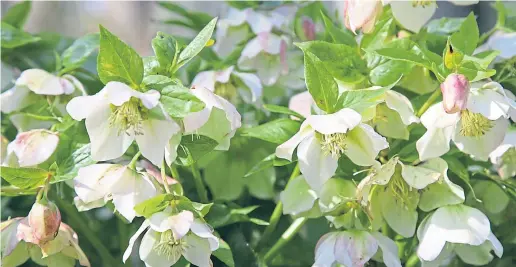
left=389, top=1, right=479, bottom=33
left=2, top=129, right=59, bottom=167
left=276, top=108, right=388, bottom=192
left=489, top=127, right=516, bottom=179
left=417, top=82, right=514, bottom=161
left=183, top=86, right=242, bottom=151
left=476, top=31, right=516, bottom=60
left=314, top=230, right=401, bottom=267
left=66, top=81, right=180, bottom=165
left=374, top=90, right=420, bottom=139
left=123, top=210, right=219, bottom=267
left=73, top=164, right=157, bottom=222
left=288, top=91, right=314, bottom=119
left=191, top=65, right=262, bottom=104
left=417, top=204, right=502, bottom=264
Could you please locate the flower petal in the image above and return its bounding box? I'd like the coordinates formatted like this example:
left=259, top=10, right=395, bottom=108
left=279, top=175, right=318, bottom=215
left=400, top=158, right=445, bottom=189
left=139, top=229, right=177, bottom=267
left=420, top=102, right=460, bottom=129
left=233, top=71, right=262, bottom=103
left=419, top=172, right=465, bottom=212
left=306, top=108, right=362, bottom=135
left=288, top=91, right=313, bottom=119
left=297, top=134, right=338, bottom=192
left=416, top=126, right=455, bottom=161
left=275, top=121, right=312, bottom=161
left=467, top=85, right=511, bottom=120
left=192, top=71, right=217, bottom=92
left=11, top=129, right=59, bottom=167
left=371, top=232, right=402, bottom=267
left=190, top=220, right=219, bottom=251
left=384, top=90, right=419, bottom=125
left=314, top=233, right=338, bottom=267
left=16, top=69, right=62, bottom=95
left=344, top=124, right=388, bottom=166
left=149, top=210, right=194, bottom=239
left=390, top=1, right=436, bottom=33
left=334, top=231, right=378, bottom=266
left=0, top=86, right=34, bottom=113
left=74, top=164, right=126, bottom=203
left=66, top=94, right=105, bottom=121
left=135, top=116, right=180, bottom=166
left=165, top=133, right=182, bottom=166
left=182, top=234, right=212, bottom=267
left=123, top=220, right=150, bottom=263
left=247, top=10, right=274, bottom=34
left=111, top=171, right=157, bottom=222
left=380, top=186, right=419, bottom=238
left=416, top=214, right=448, bottom=262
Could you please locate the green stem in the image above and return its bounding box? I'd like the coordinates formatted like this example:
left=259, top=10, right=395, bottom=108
left=128, top=151, right=142, bottom=170
left=257, top=164, right=300, bottom=250
left=405, top=253, right=420, bottom=267
left=189, top=160, right=208, bottom=203
left=169, top=164, right=180, bottom=181
left=416, top=88, right=441, bottom=117
left=263, top=217, right=307, bottom=264
left=54, top=197, right=118, bottom=266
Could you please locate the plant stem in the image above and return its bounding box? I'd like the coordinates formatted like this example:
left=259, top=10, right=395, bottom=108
left=189, top=160, right=208, bottom=203
left=257, top=164, right=300, bottom=250
left=128, top=151, right=142, bottom=170
left=161, top=160, right=171, bottom=194
left=405, top=253, right=420, bottom=267
left=54, top=197, right=118, bottom=266
left=416, top=88, right=441, bottom=117
left=263, top=217, right=307, bottom=264
left=169, top=164, right=180, bottom=181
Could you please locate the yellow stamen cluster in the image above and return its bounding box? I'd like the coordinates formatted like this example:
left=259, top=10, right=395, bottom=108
left=214, top=82, right=238, bottom=103
left=459, top=110, right=493, bottom=137
left=319, top=133, right=347, bottom=158
left=109, top=97, right=148, bottom=136
left=412, top=0, right=434, bottom=7
left=388, top=169, right=412, bottom=210
left=154, top=230, right=186, bottom=261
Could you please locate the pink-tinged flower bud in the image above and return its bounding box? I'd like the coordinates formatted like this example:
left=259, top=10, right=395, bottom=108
left=440, top=74, right=470, bottom=114
left=343, top=0, right=383, bottom=34
left=28, top=201, right=61, bottom=244
left=302, top=16, right=316, bottom=41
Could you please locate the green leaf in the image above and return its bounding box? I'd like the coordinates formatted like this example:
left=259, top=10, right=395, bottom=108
left=176, top=135, right=219, bottom=166
left=442, top=156, right=469, bottom=182
left=97, top=25, right=143, bottom=86
left=205, top=204, right=268, bottom=228
left=1, top=22, right=40, bottom=48
left=160, top=85, right=205, bottom=118
left=133, top=194, right=174, bottom=218
left=0, top=186, right=39, bottom=196
left=459, top=60, right=496, bottom=82
left=450, top=13, right=479, bottom=56
left=335, top=80, right=398, bottom=112
left=464, top=50, right=500, bottom=70
left=361, top=16, right=395, bottom=50
left=366, top=39, right=417, bottom=86
left=321, top=11, right=356, bottom=47
left=152, top=32, right=177, bottom=71
left=191, top=202, right=213, bottom=217
left=1, top=1, right=31, bottom=28
left=241, top=118, right=301, bottom=144
left=142, top=75, right=178, bottom=91
left=0, top=167, right=49, bottom=189
left=176, top=17, right=217, bottom=69
left=263, top=104, right=305, bottom=119
left=426, top=17, right=466, bottom=34
left=244, top=153, right=290, bottom=178
left=213, top=239, right=235, bottom=267
left=52, top=144, right=96, bottom=184
left=158, top=2, right=213, bottom=31
left=61, top=33, right=100, bottom=71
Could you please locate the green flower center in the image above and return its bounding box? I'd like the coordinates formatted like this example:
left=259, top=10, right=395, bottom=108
left=214, top=82, right=238, bottom=103
left=109, top=97, right=149, bottom=135
left=459, top=110, right=493, bottom=137
left=412, top=0, right=434, bottom=7
left=154, top=230, right=186, bottom=261
left=388, top=169, right=412, bottom=209
left=318, top=133, right=347, bottom=158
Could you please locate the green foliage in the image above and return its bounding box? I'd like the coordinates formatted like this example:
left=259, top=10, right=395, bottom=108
left=61, top=33, right=100, bottom=73
left=321, top=11, right=357, bottom=47
left=1, top=1, right=32, bottom=29
left=0, top=166, right=49, bottom=190
left=1, top=22, right=40, bottom=49
left=160, top=85, right=206, bottom=118
left=450, top=13, right=479, bottom=56
left=175, top=18, right=217, bottom=70
left=241, top=118, right=301, bottom=144
left=176, top=135, right=219, bottom=166
left=263, top=104, right=305, bottom=119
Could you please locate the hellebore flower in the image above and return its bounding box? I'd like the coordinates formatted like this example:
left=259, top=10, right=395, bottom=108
left=372, top=90, right=420, bottom=140
left=26, top=201, right=61, bottom=245
left=441, top=74, right=470, bottom=114
left=1, top=218, right=90, bottom=267
left=357, top=157, right=465, bottom=237
left=341, top=0, right=383, bottom=34
left=417, top=81, right=515, bottom=161
left=73, top=164, right=157, bottom=222
left=123, top=209, right=219, bottom=267
left=314, top=230, right=401, bottom=267
left=191, top=66, right=262, bottom=104
left=2, top=129, right=59, bottom=167
left=417, top=204, right=502, bottom=265
left=66, top=81, right=180, bottom=165
left=182, top=86, right=242, bottom=151
left=276, top=108, right=388, bottom=192
left=489, top=127, right=516, bottom=179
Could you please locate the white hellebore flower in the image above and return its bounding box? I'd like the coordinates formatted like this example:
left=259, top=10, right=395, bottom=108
left=2, top=129, right=59, bottom=167
left=417, top=204, right=503, bottom=265
left=238, top=32, right=289, bottom=86
left=276, top=108, right=388, bottom=192
left=123, top=209, right=219, bottom=267
left=183, top=86, right=242, bottom=151
left=357, top=157, right=465, bottom=237
left=389, top=0, right=479, bottom=33
left=73, top=164, right=157, bottom=222
left=417, top=81, right=514, bottom=161
left=489, top=127, right=516, bottom=179
left=191, top=65, right=262, bottom=104
left=476, top=31, right=516, bottom=60
left=66, top=81, right=180, bottom=165
left=314, top=230, right=401, bottom=267
left=372, top=90, right=420, bottom=139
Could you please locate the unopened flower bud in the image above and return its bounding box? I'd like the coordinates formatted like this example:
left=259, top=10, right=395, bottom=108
left=28, top=201, right=61, bottom=244
left=343, top=0, right=383, bottom=34
left=441, top=74, right=470, bottom=114
left=301, top=17, right=316, bottom=41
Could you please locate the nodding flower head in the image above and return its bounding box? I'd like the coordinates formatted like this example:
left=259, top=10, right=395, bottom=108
left=441, top=73, right=470, bottom=114
left=27, top=201, right=61, bottom=244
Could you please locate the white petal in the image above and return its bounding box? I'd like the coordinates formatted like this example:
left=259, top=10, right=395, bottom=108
left=123, top=220, right=150, bottom=263
left=400, top=158, right=444, bottom=189
left=140, top=229, right=176, bottom=267
left=190, top=220, right=219, bottom=251
left=62, top=74, right=86, bottom=95
left=182, top=234, right=212, bottom=267
left=11, top=129, right=59, bottom=167
left=306, top=108, right=362, bottom=135
left=85, top=103, right=135, bottom=161
left=135, top=116, right=180, bottom=166
left=279, top=175, right=318, bottom=215
left=313, top=233, right=338, bottom=267
left=416, top=126, right=455, bottom=161
left=38, top=75, right=69, bottom=95
left=247, top=10, right=274, bottom=34
left=149, top=210, right=194, bottom=239
left=239, top=35, right=265, bottom=64
left=467, top=86, right=511, bottom=120
left=255, top=55, right=282, bottom=86
left=453, top=117, right=509, bottom=161
left=371, top=232, right=402, bottom=267
left=346, top=0, right=382, bottom=33
left=334, top=231, right=378, bottom=266
left=487, top=232, right=503, bottom=258
left=0, top=86, right=33, bottom=113
left=390, top=1, right=436, bottom=33
left=74, top=197, right=106, bottom=212
left=487, top=31, right=516, bottom=59
left=104, top=82, right=160, bottom=109
left=214, top=23, right=250, bottom=58
left=74, top=164, right=126, bottom=203
left=233, top=71, right=262, bottom=102
left=384, top=91, right=419, bottom=125
left=112, top=171, right=157, bottom=222
left=275, top=121, right=312, bottom=161
left=223, top=8, right=248, bottom=27
left=417, top=216, right=448, bottom=261
left=490, top=128, right=516, bottom=163
left=66, top=94, right=106, bottom=121
left=380, top=187, right=419, bottom=238
left=297, top=134, right=338, bottom=192
left=344, top=124, right=388, bottom=166
left=191, top=71, right=217, bottom=92
left=288, top=91, right=313, bottom=119
left=449, top=0, right=479, bottom=5
left=165, top=133, right=182, bottom=166
left=16, top=69, right=64, bottom=95
left=420, top=103, right=460, bottom=129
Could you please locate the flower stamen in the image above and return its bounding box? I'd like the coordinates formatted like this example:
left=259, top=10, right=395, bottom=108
left=459, top=110, right=493, bottom=137
left=214, top=82, right=238, bottom=103
left=319, top=133, right=347, bottom=158
left=411, top=0, right=434, bottom=7
left=109, top=97, right=148, bottom=136
left=154, top=230, right=186, bottom=262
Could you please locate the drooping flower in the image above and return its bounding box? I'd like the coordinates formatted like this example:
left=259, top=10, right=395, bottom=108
left=276, top=108, right=388, bottom=191
left=191, top=66, right=262, bottom=104
left=372, top=90, right=420, bottom=139
left=123, top=209, right=219, bottom=267
left=417, top=204, right=502, bottom=265
left=73, top=163, right=157, bottom=222
left=182, top=86, right=242, bottom=151
left=489, top=127, right=516, bottom=179
left=27, top=201, right=61, bottom=245
left=1, top=218, right=90, bottom=267
left=314, top=230, right=401, bottom=267
left=2, top=129, right=59, bottom=167
left=417, top=81, right=515, bottom=161
left=341, top=0, right=383, bottom=34
left=357, top=157, right=464, bottom=237
left=441, top=73, right=470, bottom=114
left=66, top=81, right=180, bottom=165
